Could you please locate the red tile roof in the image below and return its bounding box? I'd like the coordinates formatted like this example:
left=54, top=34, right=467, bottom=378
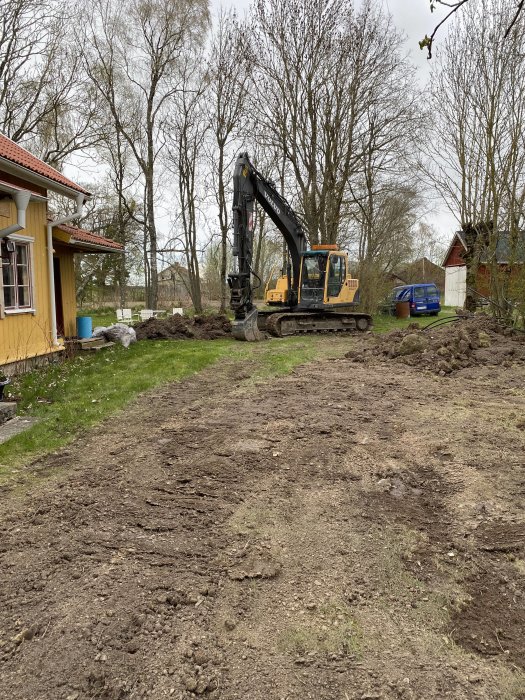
left=0, top=135, right=90, bottom=195
left=57, top=222, right=123, bottom=251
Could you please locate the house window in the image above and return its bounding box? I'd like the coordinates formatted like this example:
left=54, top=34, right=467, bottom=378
left=1, top=238, right=33, bottom=311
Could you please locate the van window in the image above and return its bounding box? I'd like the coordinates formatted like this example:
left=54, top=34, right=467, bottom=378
left=414, top=285, right=439, bottom=299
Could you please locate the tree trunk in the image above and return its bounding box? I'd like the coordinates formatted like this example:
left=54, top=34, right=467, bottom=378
left=218, top=146, right=228, bottom=313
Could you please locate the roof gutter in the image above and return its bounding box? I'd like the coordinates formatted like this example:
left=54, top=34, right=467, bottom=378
left=68, top=239, right=123, bottom=253
left=0, top=189, right=32, bottom=239
left=47, top=192, right=85, bottom=346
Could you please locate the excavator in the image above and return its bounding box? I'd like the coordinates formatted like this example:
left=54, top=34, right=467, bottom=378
left=227, top=152, right=372, bottom=340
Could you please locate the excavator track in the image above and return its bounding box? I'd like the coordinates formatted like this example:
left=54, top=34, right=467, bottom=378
left=264, top=311, right=372, bottom=337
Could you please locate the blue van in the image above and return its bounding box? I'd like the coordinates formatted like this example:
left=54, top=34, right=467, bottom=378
left=390, top=284, right=441, bottom=316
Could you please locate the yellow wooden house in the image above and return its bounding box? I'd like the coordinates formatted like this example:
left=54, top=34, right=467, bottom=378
left=0, top=134, right=123, bottom=371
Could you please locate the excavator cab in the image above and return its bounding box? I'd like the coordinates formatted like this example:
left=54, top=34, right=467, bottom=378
left=299, top=252, right=328, bottom=304
left=264, top=246, right=360, bottom=310
left=298, top=246, right=359, bottom=309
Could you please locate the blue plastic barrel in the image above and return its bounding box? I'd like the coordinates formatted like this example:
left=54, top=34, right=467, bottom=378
left=76, top=316, right=93, bottom=338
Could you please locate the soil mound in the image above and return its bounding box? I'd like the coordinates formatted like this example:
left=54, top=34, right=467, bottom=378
left=346, top=315, right=525, bottom=375
left=134, top=313, right=231, bottom=341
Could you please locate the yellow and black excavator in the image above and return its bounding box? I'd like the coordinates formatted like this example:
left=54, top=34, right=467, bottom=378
left=227, top=153, right=372, bottom=340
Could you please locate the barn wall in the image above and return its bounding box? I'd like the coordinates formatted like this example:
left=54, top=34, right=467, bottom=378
left=444, top=266, right=466, bottom=306
left=444, top=238, right=466, bottom=267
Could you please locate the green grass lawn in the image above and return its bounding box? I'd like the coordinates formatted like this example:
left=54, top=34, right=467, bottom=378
left=0, top=308, right=457, bottom=481
left=0, top=339, right=232, bottom=476
left=372, top=307, right=457, bottom=333
left=0, top=335, right=335, bottom=479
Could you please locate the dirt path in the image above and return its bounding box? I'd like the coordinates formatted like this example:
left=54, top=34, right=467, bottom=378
left=0, top=341, right=524, bottom=700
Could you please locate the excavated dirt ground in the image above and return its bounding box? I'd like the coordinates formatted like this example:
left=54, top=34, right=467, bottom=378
left=1, top=328, right=525, bottom=700
left=346, top=315, right=525, bottom=375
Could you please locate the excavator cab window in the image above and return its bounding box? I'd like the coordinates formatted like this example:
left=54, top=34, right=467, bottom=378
left=327, top=255, right=346, bottom=298
left=300, top=254, right=327, bottom=301
left=265, top=265, right=281, bottom=291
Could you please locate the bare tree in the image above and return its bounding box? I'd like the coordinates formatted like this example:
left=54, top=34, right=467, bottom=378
left=412, top=222, right=447, bottom=265
left=424, top=0, right=525, bottom=312
left=81, top=0, right=209, bottom=308
left=32, top=49, right=105, bottom=170
left=354, top=182, right=420, bottom=312
left=165, top=53, right=210, bottom=314
left=100, top=129, right=145, bottom=307
left=75, top=188, right=142, bottom=307
left=347, top=73, right=422, bottom=310
left=0, top=0, right=61, bottom=140
left=421, top=0, right=524, bottom=58
left=206, top=9, right=250, bottom=312
left=250, top=0, right=415, bottom=248
left=0, top=0, right=103, bottom=165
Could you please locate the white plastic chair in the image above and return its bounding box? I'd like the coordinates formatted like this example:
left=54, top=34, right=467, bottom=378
left=172, top=307, right=183, bottom=316
left=116, top=308, right=135, bottom=323
left=139, top=309, right=155, bottom=321
left=123, top=308, right=135, bottom=322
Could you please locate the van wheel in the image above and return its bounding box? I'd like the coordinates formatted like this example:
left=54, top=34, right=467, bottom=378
left=430, top=311, right=439, bottom=316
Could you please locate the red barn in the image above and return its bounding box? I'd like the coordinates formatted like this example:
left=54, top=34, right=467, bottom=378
left=442, top=231, right=524, bottom=306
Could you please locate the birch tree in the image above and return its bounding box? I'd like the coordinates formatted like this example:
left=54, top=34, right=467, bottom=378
left=0, top=0, right=103, bottom=165
left=81, top=0, right=209, bottom=308
left=0, top=0, right=62, bottom=141
left=206, top=9, right=250, bottom=312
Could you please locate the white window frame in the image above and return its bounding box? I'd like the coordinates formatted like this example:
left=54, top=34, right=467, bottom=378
left=1, top=234, right=36, bottom=315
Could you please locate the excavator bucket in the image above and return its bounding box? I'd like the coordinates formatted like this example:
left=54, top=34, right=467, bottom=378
left=231, top=307, right=263, bottom=341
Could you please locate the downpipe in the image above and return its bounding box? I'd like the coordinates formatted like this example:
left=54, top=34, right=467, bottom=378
left=0, top=190, right=31, bottom=238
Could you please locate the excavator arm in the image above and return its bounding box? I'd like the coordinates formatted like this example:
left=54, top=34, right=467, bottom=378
left=227, top=152, right=306, bottom=340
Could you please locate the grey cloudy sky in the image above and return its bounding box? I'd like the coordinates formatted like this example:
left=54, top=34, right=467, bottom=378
left=383, top=0, right=451, bottom=75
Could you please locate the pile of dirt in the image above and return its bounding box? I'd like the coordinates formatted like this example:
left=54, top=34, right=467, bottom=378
left=134, top=313, right=232, bottom=341
left=346, top=315, right=525, bottom=375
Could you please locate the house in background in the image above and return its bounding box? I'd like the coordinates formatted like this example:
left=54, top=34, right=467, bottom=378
left=386, top=270, right=407, bottom=288
left=158, top=262, right=190, bottom=304
left=442, top=230, right=525, bottom=306
left=0, top=134, right=122, bottom=371
left=396, top=257, right=445, bottom=296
